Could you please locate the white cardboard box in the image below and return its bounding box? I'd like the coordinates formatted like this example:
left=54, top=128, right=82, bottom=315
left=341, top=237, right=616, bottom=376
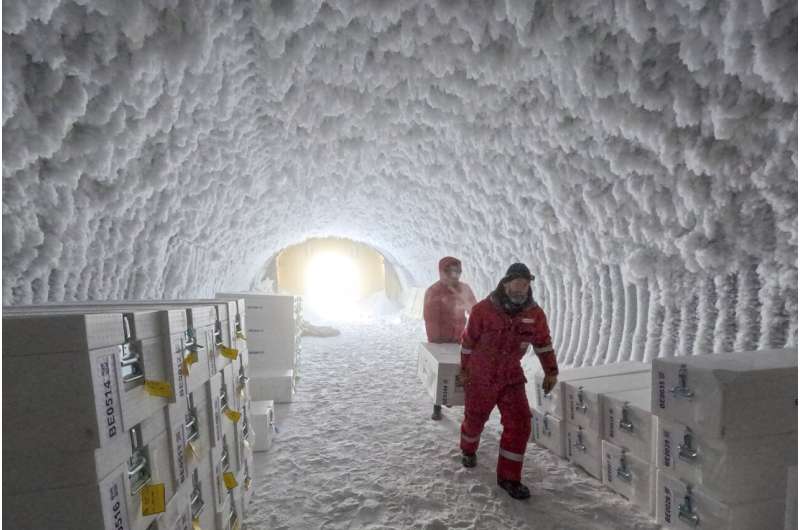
left=564, top=372, right=651, bottom=435
left=251, top=400, right=276, bottom=453
left=5, top=303, right=222, bottom=399
left=158, top=475, right=192, bottom=530
left=602, top=439, right=655, bottom=516
left=527, top=361, right=651, bottom=420
left=656, top=468, right=786, bottom=530
left=181, top=384, right=213, bottom=476
left=209, top=437, right=239, bottom=514
left=652, top=348, right=797, bottom=440
left=565, top=423, right=603, bottom=479
left=238, top=447, right=254, bottom=512
left=657, top=415, right=797, bottom=503
left=249, top=368, right=295, bottom=403
left=3, top=312, right=171, bottom=452
left=602, top=387, right=658, bottom=464
left=215, top=489, right=242, bottom=530
left=531, top=406, right=566, bottom=458
left=786, top=466, right=798, bottom=530
left=190, top=453, right=217, bottom=530
left=216, top=292, right=301, bottom=374
left=3, top=452, right=175, bottom=530
left=234, top=398, right=254, bottom=470
left=416, top=342, right=464, bottom=407
left=5, top=402, right=168, bottom=494
left=215, top=364, right=242, bottom=473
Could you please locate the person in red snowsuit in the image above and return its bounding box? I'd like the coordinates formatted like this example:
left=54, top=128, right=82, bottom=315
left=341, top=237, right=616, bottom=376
left=458, top=263, right=559, bottom=500
left=423, top=256, right=477, bottom=420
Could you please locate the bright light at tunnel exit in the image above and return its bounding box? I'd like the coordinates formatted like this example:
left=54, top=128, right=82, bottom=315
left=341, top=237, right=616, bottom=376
left=304, top=252, right=362, bottom=321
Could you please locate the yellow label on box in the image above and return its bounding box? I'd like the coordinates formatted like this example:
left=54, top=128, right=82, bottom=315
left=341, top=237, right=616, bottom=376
left=181, top=350, right=198, bottom=375
left=223, top=471, right=238, bottom=490
left=232, top=520, right=240, bottom=530
left=219, top=346, right=239, bottom=360
left=187, top=440, right=199, bottom=459
left=141, top=483, right=166, bottom=515
left=224, top=408, right=241, bottom=423
left=144, top=380, right=173, bottom=398
left=192, top=518, right=202, bottom=530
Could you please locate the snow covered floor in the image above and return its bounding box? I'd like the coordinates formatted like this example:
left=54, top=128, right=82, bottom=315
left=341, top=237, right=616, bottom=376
left=245, top=316, right=660, bottom=529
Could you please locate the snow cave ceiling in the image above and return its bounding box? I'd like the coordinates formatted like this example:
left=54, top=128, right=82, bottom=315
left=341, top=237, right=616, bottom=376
left=2, top=0, right=798, bottom=362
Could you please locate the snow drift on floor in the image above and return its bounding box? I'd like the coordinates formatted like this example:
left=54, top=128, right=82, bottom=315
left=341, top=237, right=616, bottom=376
left=246, top=317, right=658, bottom=529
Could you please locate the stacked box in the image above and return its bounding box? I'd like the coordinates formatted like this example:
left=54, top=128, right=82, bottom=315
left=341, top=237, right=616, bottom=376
left=602, top=440, right=654, bottom=517
left=3, top=299, right=257, bottom=529
left=527, top=361, right=650, bottom=458
left=562, top=372, right=651, bottom=479
left=217, top=293, right=302, bottom=404
left=523, top=359, right=659, bottom=518
left=651, top=348, right=798, bottom=530
left=600, top=387, right=659, bottom=516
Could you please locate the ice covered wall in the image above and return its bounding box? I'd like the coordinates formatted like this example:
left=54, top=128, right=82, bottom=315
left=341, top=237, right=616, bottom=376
left=3, top=0, right=797, bottom=360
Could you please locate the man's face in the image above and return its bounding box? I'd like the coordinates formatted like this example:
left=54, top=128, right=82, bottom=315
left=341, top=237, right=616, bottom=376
left=504, top=278, right=530, bottom=304
left=444, top=265, right=461, bottom=285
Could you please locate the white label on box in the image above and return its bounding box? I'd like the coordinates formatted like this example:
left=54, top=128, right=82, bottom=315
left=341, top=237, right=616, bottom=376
left=213, top=396, right=222, bottom=443
left=661, top=426, right=674, bottom=471
left=173, top=345, right=187, bottom=400
left=215, top=462, right=224, bottom=505
left=657, top=370, right=667, bottom=411
left=96, top=352, right=123, bottom=444
left=173, top=422, right=187, bottom=485
left=102, top=472, right=130, bottom=530
left=662, top=481, right=673, bottom=526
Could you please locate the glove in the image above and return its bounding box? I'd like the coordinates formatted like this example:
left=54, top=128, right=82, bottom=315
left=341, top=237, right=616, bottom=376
left=542, top=374, right=558, bottom=395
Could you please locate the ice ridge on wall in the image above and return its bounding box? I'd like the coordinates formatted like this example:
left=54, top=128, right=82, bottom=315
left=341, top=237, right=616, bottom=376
left=2, top=0, right=797, bottom=359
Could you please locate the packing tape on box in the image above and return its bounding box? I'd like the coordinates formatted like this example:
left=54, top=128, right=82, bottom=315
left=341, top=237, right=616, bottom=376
left=141, top=483, right=166, bottom=516
left=223, top=471, right=238, bottom=490
left=181, top=351, right=199, bottom=375
left=224, top=408, right=242, bottom=423
left=145, top=380, right=173, bottom=398
left=219, top=346, right=239, bottom=360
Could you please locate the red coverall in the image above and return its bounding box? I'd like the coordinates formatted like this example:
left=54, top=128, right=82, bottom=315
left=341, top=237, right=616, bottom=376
left=423, top=257, right=477, bottom=343
left=459, top=294, right=558, bottom=482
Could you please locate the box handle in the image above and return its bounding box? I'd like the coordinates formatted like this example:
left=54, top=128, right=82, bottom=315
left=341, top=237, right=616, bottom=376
left=670, top=364, right=694, bottom=400
left=619, top=402, right=634, bottom=433
left=191, top=468, right=205, bottom=518
left=678, top=428, right=699, bottom=463
left=127, top=426, right=151, bottom=495
left=616, top=451, right=632, bottom=482
left=574, top=427, right=587, bottom=452
left=575, top=387, right=588, bottom=413
left=678, top=485, right=700, bottom=527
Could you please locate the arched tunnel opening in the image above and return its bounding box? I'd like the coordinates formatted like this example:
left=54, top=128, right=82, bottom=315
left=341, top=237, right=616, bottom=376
left=253, top=237, right=407, bottom=321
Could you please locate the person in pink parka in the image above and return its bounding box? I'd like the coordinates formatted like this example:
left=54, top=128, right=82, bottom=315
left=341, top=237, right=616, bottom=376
left=423, top=256, right=478, bottom=420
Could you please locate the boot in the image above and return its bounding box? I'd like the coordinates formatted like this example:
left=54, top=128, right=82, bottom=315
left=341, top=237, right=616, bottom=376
left=497, top=479, right=530, bottom=500
left=461, top=452, right=477, bottom=468
left=431, top=405, right=442, bottom=421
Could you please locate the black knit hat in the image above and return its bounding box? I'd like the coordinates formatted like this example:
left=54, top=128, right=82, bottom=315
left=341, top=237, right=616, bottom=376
left=502, top=262, right=534, bottom=283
